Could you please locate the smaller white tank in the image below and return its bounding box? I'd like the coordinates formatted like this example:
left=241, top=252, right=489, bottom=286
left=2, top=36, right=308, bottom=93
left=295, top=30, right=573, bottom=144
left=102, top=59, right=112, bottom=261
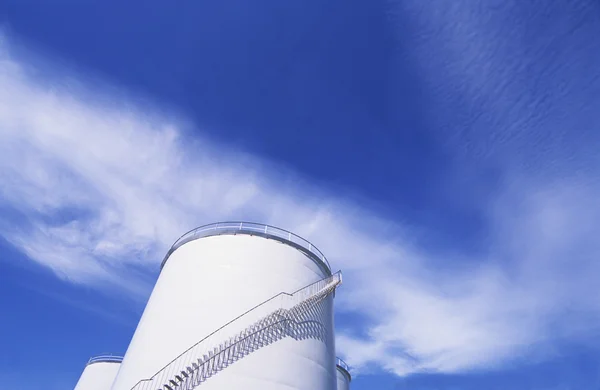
left=74, top=355, right=123, bottom=390
left=336, top=357, right=351, bottom=390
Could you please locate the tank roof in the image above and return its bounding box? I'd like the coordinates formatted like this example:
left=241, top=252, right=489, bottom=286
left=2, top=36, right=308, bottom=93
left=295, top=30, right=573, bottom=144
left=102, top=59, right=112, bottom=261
left=160, top=222, right=331, bottom=276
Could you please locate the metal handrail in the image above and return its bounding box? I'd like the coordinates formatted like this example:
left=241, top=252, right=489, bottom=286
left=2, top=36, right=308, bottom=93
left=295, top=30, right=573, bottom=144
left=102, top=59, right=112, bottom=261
left=87, top=355, right=124, bottom=365
left=130, top=272, right=342, bottom=390
left=160, top=222, right=331, bottom=274
left=336, top=357, right=351, bottom=373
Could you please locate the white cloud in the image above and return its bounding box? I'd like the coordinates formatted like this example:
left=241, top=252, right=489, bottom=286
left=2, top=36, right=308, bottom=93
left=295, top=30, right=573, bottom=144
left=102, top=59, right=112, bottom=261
left=1, top=34, right=599, bottom=377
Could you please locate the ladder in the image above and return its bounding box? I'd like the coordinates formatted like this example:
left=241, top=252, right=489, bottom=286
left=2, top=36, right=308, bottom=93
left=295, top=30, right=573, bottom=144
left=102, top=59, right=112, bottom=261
left=130, top=271, right=342, bottom=390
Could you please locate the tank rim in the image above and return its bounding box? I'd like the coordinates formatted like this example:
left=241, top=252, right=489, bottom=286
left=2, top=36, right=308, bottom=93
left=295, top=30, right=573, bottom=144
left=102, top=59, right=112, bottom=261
left=335, top=364, right=352, bottom=382
left=160, top=221, right=332, bottom=276
left=336, top=357, right=352, bottom=382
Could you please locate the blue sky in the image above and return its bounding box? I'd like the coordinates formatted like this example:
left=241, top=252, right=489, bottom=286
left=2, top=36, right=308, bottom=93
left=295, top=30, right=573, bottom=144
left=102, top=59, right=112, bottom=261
left=1, top=0, right=600, bottom=389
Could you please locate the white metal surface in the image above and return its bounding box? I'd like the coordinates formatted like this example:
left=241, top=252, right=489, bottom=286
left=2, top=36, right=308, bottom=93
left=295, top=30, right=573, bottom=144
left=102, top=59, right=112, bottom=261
left=129, top=272, right=341, bottom=390
left=335, top=358, right=351, bottom=390
left=74, top=357, right=122, bottom=390
left=111, top=225, right=337, bottom=390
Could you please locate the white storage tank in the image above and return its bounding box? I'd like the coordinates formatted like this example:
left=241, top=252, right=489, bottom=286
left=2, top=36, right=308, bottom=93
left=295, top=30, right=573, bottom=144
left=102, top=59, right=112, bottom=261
left=335, top=358, right=351, bottom=390
left=74, top=355, right=122, bottom=390
left=111, top=222, right=341, bottom=390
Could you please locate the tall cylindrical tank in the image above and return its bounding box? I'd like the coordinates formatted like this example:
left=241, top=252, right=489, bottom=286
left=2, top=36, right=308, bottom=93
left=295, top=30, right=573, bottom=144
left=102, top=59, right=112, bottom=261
left=111, top=222, right=337, bottom=390
left=74, top=356, right=122, bottom=390
left=335, top=358, right=351, bottom=390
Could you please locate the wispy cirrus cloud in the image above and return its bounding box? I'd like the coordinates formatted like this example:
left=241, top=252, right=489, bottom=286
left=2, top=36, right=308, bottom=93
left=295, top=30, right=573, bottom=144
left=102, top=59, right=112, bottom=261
left=1, top=15, right=600, bottom=379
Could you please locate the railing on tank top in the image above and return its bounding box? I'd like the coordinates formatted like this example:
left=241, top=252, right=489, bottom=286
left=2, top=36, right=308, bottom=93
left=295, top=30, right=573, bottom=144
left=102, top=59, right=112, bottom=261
left=336, top=357, right=350, bottom=373
left=87, top=355, right=124, bottom=365
left=130, top=271, right=342, bottom=390
left=161, top=222, right=331, bottom=273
